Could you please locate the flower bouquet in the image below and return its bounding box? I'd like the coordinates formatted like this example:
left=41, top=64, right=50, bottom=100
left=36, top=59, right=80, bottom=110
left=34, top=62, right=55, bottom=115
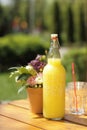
left=9, top=55, right=46, bottom=113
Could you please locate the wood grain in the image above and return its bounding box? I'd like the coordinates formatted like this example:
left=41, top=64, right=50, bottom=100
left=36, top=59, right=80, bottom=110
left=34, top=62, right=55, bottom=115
left=0, top=100, right=87, bottom=130
left=0, top=115, right=43, bottom=130
left=9, top=99, right=87, bottom=126
left=8, top=99, right=29, bottom=109
left=65, top=113, right=87, bottom=126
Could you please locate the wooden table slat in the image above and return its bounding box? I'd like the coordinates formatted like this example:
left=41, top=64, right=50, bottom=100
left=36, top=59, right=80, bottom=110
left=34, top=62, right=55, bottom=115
left=8, top=99, right=29, bottom=109
left=0, top=115, right=44, bottom=130
left=0, top=101, right=87, bottom=130
left=9, top=99, right=87, bottom=126
left=65, top=113, right=87, bottom=126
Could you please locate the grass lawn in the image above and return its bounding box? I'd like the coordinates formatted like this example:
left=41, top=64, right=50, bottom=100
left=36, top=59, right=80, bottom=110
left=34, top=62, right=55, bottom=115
left=0, top=73, right=27, bottom=102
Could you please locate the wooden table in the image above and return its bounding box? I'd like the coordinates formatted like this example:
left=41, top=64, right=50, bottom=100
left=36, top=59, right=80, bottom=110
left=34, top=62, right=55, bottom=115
left=0, top=99, right=87, bottom=130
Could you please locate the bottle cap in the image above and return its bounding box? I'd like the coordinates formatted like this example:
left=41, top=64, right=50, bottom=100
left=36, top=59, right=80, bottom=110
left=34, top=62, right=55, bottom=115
left=51, top=34, right=58, bottom=39
left=51, top=34, right=60, bottom=48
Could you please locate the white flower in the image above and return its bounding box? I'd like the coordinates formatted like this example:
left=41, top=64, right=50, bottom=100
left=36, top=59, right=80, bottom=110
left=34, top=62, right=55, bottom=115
left=35, top=74, right=43, bottom=84
left=26, top=65, right=37, bottom=75
left=26, top=65, right=32, bottom=70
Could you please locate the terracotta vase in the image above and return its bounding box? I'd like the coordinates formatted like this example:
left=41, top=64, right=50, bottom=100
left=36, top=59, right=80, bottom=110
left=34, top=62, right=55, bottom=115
left=27, top=88, right=43, bottom=114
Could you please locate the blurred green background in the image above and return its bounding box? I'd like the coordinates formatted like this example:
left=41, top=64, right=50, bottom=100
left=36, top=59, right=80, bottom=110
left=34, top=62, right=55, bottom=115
left=0, top=0, right=87, bottom=102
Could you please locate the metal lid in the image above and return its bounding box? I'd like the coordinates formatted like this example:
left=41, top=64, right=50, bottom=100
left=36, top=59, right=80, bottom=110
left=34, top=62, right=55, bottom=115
left=51, top=34, right=58, bottom=38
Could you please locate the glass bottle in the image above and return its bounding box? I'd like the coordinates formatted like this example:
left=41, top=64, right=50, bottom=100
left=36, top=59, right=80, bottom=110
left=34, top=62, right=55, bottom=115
left=43, top=34, right=66, bottom=120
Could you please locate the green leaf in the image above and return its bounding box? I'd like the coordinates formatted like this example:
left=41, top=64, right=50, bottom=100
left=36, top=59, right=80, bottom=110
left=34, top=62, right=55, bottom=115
left=9, top=71, right=19, bottom=78
left=18, top=66, right=29, bottom=73
left=17, top=73, right=31, bottom=81
left=8, top=67, right=19, bottom=71
left=18, top=86, right=26, bottom=93
left=26, top=65, right=37, bottom=75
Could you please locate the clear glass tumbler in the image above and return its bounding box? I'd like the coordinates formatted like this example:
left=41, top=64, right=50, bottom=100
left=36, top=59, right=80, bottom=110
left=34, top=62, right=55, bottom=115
left=66, top=81, right=87, bottom=115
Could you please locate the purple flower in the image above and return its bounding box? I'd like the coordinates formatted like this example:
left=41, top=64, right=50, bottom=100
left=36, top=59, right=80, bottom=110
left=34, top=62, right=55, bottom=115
left=28, top=55, right=46, bottom=72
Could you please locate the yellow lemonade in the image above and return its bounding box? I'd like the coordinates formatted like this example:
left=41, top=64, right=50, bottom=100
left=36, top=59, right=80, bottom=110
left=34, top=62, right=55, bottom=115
left=43, top=58, right=66, bottom=119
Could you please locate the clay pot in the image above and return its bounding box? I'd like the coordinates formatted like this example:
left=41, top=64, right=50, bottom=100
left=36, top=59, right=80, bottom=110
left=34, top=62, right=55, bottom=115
left=27, top=88, right=43, bottom=114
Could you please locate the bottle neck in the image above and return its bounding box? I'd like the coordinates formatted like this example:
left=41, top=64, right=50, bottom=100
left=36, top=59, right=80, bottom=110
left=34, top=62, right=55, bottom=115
left=47, top=36, right=60, bottom=59
left=51, top=37, right=60, bottom=49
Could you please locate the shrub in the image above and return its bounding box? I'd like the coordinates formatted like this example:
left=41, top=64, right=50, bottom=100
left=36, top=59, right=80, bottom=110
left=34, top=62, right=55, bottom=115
left=0, top=34, right=49, bottom=72
left=62, top=47, right=87, bottom=82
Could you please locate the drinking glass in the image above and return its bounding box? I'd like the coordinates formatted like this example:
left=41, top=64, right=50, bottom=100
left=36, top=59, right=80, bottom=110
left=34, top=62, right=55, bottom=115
left=66, top=81, right=87, bottom=115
